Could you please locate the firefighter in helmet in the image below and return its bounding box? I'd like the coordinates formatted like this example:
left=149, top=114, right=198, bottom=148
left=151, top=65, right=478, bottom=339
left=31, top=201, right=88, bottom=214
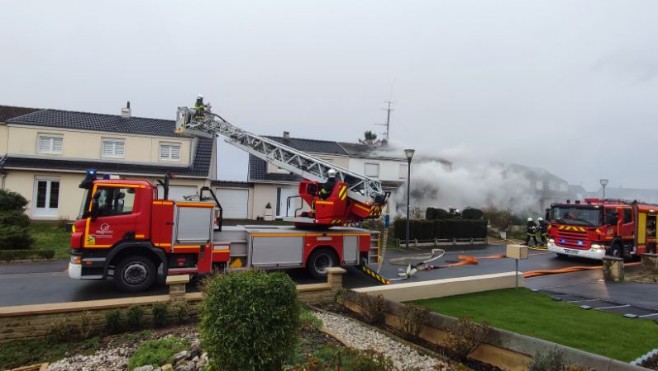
left=194, top=94, right=205, bottom=121
left=524, top=217, right=538, bottom=246
left=537, top=217, right=548, bottom=247
left=319, top=168, right=337, bottom=200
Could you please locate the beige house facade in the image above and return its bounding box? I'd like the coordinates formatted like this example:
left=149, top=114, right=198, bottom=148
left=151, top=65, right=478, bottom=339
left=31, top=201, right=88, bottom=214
left=0, top=105, right=216, bottom=221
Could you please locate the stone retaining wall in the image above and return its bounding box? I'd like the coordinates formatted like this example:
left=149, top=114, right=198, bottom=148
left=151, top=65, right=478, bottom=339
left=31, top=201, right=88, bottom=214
left=341, top=289, right=650, bottom=371
left=0, top=267, right=345, bottom=344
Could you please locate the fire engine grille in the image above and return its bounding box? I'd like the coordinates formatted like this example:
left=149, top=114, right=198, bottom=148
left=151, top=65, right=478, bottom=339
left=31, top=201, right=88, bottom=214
left=555, top=230, right=590, bottom=249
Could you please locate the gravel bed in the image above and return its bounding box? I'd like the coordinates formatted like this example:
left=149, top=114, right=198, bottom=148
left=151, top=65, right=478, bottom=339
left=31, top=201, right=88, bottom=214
left=46, top=311, right=452, bottom=370
left=313, top=311, right=451, bottom=370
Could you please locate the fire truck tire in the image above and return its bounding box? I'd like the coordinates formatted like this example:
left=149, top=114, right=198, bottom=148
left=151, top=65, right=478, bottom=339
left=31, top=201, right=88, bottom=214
left=307, top=248, right=338, bottom=280
left=114, top=255, right=157, bottom=292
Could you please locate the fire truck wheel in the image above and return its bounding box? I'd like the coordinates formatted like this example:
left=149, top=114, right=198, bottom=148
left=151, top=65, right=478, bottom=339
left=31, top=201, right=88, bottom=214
left=307, top=248, right=338, bottom=280
left=114, top=255, right=157, bottom=292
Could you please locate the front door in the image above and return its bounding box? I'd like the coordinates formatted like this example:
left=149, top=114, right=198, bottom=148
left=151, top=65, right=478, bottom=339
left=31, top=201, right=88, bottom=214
left=32, top=177, right=60, bottom=217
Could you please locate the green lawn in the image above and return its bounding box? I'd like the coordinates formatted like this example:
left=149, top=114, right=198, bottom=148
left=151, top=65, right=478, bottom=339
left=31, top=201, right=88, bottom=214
left=30, top=222, right=71, bottom=259
left=412, top=288, right=658, bottom=362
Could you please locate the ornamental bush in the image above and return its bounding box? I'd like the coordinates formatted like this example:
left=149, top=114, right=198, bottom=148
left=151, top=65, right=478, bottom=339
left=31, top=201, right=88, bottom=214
left=0, top=189, right=33, bottom=250
left=200, top=271, right=301, bottom=371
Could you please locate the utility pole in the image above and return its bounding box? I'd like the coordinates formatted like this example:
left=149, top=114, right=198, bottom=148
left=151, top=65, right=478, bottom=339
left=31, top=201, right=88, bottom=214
left=375, top=101, right=393, bottom=143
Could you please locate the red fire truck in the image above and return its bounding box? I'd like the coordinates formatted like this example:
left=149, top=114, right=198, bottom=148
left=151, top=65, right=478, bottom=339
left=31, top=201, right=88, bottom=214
left=546, top=198, right=657, bottom=260
left=69, top=100, right=386, bottom=292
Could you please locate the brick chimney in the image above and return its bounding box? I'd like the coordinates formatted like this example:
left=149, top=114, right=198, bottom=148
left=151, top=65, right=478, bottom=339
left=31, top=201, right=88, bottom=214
left=283, top=131, right=290, bottom=138
left=121, top=101, right=131, bottom=118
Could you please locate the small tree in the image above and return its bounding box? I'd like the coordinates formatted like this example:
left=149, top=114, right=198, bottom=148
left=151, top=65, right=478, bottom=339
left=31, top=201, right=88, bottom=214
left=201, top=271, right=301, bottom=371
left=0, top=189, right=33, bottom=250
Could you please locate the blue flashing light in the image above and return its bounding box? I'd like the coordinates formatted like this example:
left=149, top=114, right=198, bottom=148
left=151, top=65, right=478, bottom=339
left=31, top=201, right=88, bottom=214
left=86, top=168, right=97, bottom=176
left=560, top=239, right=566, bottom=244
left=577, top=240, right=584, bottom=246
left=103, top=174, right=110, bottom=180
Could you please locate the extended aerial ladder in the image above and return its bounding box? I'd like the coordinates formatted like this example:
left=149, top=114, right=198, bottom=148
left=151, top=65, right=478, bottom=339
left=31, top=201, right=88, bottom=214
left=175, top=99, right=390, bottom=228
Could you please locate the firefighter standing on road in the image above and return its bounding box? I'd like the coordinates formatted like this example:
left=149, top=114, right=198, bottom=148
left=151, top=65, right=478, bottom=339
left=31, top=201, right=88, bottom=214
left=524, top=217, right=538, bottom=246
left=537, top=217, right=548, bottom=247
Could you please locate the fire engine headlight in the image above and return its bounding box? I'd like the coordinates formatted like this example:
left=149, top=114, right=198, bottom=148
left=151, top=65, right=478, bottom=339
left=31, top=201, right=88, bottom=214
left=70, top=256, right=82, bottom=265
left=548, top=238, right=554, bottom=244
left=590, top=244, right=604, bottom=250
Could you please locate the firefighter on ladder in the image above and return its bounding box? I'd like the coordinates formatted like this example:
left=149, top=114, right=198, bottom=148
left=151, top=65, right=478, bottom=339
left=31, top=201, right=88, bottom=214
left=193, top=95, right=205, bottom=121
left=319, top=169, right=337, bottom=200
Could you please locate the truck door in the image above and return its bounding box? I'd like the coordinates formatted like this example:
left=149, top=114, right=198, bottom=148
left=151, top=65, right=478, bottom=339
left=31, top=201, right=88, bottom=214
left=84, top=185, right=142, bottom=248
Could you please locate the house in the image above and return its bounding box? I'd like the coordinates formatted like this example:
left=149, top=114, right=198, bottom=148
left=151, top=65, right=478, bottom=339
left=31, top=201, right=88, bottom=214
left=246, top=133, right=411, bottom=220
left=0, top=103, right=216, bottom=221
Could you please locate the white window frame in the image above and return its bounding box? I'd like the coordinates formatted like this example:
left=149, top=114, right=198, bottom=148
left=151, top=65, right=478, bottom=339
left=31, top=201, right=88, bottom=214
left=102, top=138, right=125, bottom=158
left=32, top=176, right=60, bottom=217
left=37, top=134, right=63, bottom=154
left=160, top=142, right=182, bottom=161
left=364, top=162, right=379, bottom=178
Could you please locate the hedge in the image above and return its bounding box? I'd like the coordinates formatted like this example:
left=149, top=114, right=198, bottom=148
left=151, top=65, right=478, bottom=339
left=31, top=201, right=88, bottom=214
left=393, top=219, right=487, bottom=241
left=0, top=249, right=55, bottom=261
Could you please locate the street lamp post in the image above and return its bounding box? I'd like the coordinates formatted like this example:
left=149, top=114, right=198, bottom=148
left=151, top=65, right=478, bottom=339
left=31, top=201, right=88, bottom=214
left=600, top=179, right=609, bottom=200
left=404, top=149, right=415, bottom=249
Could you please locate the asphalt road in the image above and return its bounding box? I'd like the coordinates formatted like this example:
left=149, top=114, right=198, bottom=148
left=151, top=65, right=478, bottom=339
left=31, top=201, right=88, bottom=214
left=1, top=243, right=657, bottom=312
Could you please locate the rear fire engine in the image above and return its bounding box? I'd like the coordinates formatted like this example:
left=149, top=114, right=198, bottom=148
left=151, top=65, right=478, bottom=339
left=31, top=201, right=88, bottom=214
left=69, top=100, right=386, bottom=292
left=546, top=198, right=658, bottom=260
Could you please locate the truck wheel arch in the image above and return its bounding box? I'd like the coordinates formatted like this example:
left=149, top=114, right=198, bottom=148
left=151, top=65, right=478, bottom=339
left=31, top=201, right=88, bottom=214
left=105, top=241, right=167, bottom=277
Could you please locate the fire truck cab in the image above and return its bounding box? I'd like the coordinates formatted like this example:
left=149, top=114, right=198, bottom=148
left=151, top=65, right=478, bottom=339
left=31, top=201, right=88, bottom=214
left=546, top=198, right=658, bottom=260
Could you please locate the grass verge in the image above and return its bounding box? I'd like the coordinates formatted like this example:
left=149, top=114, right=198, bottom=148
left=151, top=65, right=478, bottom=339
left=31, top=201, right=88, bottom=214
left=30, top=222, right=70, bottom=259
left=412, top=288, right=658, bottom=362
left=0, top=336, right=101, bottom=369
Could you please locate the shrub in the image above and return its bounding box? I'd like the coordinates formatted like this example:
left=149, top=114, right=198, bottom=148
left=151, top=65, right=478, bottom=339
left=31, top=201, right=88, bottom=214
left=128, top=337, right=189, bottom=370
left=0, top=190, right=34, bottom=251
left=0, top=189, right=28, bottom=212
left=446, top=316, right=491, bottom=361
left=104, top=310, right=124, bottom=334
left=299, top=346, right=395, bottom=370
left=0, top=212, right=34, bottom=250
left=152, top=302, right=168, bottom=328
left=174, top=302, right=190, bottom=325
left=355, top=293, right=388, bottom=326
left=49, top=318, right=82, bottom=342
left=398, top=304, right=430, bottom=340
left=528, top=348, right=568, bottom=371
left=200, top=271, right=301, bottom=371
left=126, top=305, right=145, bottom=331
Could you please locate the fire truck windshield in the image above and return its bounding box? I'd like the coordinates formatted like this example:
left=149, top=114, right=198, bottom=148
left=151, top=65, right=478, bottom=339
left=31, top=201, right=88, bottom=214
left=549, top=206, right=601, bottom=226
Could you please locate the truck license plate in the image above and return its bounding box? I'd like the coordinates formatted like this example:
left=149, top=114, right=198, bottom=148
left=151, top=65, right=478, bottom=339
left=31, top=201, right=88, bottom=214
left=564, top=248, right=579, bottom=255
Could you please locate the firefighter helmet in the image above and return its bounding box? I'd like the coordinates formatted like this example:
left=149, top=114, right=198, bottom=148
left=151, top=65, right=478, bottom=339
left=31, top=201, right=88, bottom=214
left=527, top=217, right=533, bottom=222
left=327, top=168, right=337, bottom=178
left=537, top=217, right=543, bottom=222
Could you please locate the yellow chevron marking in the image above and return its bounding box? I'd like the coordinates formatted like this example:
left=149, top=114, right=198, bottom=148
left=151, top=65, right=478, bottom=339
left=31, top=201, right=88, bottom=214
left=360, top=265, right=390, bottom=285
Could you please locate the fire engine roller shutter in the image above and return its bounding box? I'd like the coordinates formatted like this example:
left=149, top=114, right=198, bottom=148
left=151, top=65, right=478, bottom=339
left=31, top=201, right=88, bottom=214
left=215, top=188, right=249, bottom=219
left=343, top=236, right=359, bottom=265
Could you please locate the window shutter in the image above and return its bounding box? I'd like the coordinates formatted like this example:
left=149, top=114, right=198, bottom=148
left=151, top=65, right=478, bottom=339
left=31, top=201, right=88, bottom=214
left=171, top=145, right=180, bottom=160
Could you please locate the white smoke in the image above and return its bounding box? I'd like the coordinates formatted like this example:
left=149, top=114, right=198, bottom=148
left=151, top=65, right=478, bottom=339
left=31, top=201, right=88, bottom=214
left=393, top=159, right=539, bottom=216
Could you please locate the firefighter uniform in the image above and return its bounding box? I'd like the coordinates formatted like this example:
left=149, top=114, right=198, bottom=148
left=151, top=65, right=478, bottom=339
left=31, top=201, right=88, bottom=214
left=524, top=217, right=538, bottom=246
left=537, top=217, right=548, bottom=247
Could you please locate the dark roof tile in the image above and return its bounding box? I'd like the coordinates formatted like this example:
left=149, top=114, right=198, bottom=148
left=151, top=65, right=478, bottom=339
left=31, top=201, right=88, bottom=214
left=0, top=106, right=42, bottom=122
left=8, top=109, right=179, bottom=137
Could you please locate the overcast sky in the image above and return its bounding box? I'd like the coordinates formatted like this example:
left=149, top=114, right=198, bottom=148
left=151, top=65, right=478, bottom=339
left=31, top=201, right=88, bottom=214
left=2, top=0, right=658, bottom=191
